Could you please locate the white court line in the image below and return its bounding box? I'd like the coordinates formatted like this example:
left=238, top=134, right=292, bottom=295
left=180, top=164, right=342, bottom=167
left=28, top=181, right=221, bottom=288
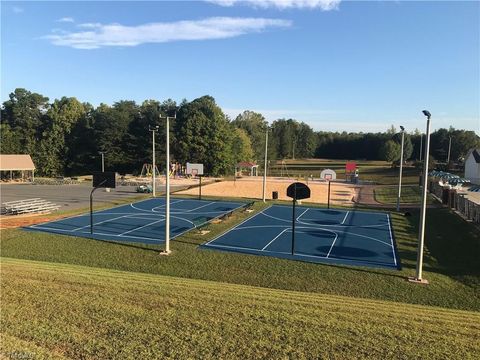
left=72, top=214, right=131, bottom=231
left=203, top=206, right=272, bottom=246
left=31, top=226, right=163, bottom=242
left=170, top=216, right=196, bottom=227
left=261, top=229, right=289, bottom=251
left=387, top=214, right=397, bottom=267
left=234, top=223, right=388, bottom=231
left=118, top=218, right=165, bottom=236
left=296, top=208, right=309, bottom=221
left=130, top=200, right=182, bottom=214
left=152, top=199, right=184, bottom=212
left=325, top=233, right=340, bottom=258
left=183, top=201, right=216, bottom=212
left=235, top=225, right=289, bottom=231
left=259, top=210, right=387, bottom=228
left=341, top=211, right=350, bottom=224
left=205, top=243, right=395, bottom=267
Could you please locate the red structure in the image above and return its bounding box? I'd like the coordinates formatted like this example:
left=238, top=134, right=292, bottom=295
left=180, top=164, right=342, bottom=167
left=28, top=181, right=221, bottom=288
left=345, top=162, right=357, bottom=182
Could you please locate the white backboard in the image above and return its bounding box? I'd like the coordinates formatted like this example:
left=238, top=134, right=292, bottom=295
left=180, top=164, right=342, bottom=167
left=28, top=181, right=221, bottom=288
left=186, top=162, right=204, bottom=176
left=320, top=169, right=337, bottom=180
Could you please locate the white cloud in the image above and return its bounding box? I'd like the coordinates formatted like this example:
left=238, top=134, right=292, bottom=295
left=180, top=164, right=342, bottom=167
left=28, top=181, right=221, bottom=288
left=77, top=23, right=103, bottom=29
left=207, top=0, right=341, bottom=10
left=13, top=6, right=24, bottom=14
left=45, top=17, right=292, bottom=49
left=57, top=17, right=75, bottom=23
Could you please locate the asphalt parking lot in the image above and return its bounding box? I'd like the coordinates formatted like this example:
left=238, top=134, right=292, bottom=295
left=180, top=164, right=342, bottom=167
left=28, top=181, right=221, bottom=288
left=0, top=183, right=188, bottom=211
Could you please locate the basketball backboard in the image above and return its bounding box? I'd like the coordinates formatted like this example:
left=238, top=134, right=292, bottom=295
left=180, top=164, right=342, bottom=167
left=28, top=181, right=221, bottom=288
left=320, top=169, right=337, bottom=181
left=286, top=182, right=311, bottom=200
left=92, top=171, right=116, bottom=188
left=186, top=163, right=204, bottom=176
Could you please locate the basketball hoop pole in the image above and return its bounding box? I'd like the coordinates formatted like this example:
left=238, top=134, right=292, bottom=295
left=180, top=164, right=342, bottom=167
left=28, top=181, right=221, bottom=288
left=327, top=180, right=331, bottom=209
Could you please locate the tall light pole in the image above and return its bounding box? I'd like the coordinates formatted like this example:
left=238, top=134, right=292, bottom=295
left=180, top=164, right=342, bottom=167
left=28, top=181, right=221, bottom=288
left=149, top=125, right=159, bottom=197
left=396, top=126, right=405, bottom=212
left=262, top=125, right=269, bottom=202
left=447, top=136, right=452, bottom=164
left=159, top=112, right=176, bottom=255
left=99, top=151, right=106, bottom=172
left=409, top=110, right=431, bottom=284
left=419, top=134, right=423, bottom=161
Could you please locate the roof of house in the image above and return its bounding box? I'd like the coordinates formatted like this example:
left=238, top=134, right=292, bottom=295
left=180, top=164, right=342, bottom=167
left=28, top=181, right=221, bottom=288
left=236, top=161, right=258, bottom=168
left=466, top=149, right=480, bottom=164
left=0, top=154, right=36, bottom=171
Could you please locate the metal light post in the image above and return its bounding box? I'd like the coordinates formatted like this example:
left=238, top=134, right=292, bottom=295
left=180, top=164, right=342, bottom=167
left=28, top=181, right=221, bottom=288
left=419, top=134, right=423, bottom=162
left=409, top=110, right=431, bottom=284
left=99, top=151, right=106, bottom=172
left=149, top=125, right=159, bottom=197
left=159, top=112, right=176, bottom=255
left=447, top=136, right=452, bottom=164
left=262, top=126, right=269, bottom=202
left=396, top=126, right=405, bottom=212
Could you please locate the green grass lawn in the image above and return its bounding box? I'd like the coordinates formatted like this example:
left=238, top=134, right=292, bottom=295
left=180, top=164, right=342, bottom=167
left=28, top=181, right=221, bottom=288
left=2, top=257, right=479, bottom=360
left=2, top=201, right=479, bottom=311
left=374, top=185, right=433, bottom=204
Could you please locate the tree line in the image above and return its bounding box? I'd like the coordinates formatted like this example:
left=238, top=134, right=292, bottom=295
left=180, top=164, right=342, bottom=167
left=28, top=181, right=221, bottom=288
left=1, top=88, right=478, bottom=176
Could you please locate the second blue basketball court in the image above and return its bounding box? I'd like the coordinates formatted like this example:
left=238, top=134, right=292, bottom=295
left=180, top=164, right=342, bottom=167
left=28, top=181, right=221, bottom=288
left=202, top=205, right=400, bottom=269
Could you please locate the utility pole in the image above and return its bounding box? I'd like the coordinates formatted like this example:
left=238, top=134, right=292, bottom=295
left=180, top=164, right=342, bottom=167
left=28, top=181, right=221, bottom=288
left=447, top=136, right=452, bottom=164
left=99, top=151, right=106, bottom=172
left=409, top=110, right=431, bottom=285
left=396, top=126, right=405, bottom=212
left=149, top=125, right=159, bottom=197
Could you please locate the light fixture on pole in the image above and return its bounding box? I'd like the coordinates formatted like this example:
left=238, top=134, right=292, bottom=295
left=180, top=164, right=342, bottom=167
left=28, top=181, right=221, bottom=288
left=159, top=112, right=176, bottom=255
left=409, top=110, right=431, bottom=285
left=149, top=125, right=160, bottom=197
left=396, top=126, right=405, bottom=212
left=262, top=125, right=269, bottom=203
left=99, top=151, right=106, bottom=172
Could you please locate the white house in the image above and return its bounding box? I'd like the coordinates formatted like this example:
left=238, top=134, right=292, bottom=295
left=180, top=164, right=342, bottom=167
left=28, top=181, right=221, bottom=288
left=464, top=149, right=480, bottom=185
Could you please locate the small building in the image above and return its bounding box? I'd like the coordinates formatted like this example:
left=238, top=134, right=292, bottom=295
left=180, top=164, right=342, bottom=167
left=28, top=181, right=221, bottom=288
left=0, top=154, right=36, bottom=182
left=235, top=162, right=259, bottom=177
left=464, top=149, right=480, bottom=185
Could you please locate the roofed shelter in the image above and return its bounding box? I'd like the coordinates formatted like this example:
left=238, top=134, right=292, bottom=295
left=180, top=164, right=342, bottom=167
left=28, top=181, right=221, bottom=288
left=0, top=154, right=36, bottom=182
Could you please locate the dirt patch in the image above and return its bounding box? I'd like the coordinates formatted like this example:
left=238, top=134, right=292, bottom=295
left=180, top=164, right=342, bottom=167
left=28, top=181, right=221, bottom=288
left=0, top=213, right=68, bottom=229
left=177, top=178, right=359, bottom=206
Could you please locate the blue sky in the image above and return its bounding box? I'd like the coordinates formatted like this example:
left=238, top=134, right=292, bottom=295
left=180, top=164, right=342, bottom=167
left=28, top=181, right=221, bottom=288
left=2, top=0, right=479, bottom=133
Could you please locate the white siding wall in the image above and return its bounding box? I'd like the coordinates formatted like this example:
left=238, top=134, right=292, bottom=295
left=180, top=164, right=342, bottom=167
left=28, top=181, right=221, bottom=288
left=465, top=154, right=480, bottom=185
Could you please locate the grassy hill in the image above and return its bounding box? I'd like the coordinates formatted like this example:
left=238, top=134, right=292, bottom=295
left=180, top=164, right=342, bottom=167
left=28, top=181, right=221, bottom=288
left=2, top=258, right=479, bottom=360
left=2, top=202, right=479, bottom=311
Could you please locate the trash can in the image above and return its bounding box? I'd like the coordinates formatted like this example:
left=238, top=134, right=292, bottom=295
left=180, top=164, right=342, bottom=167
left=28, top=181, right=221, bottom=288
left=272, top=191, right=278, bottom=200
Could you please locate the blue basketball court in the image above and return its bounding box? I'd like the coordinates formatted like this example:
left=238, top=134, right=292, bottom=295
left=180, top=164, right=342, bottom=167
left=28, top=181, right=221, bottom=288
left=27, top=198, right=246, bottom=244
left=202, top=205, right=400, bottom=269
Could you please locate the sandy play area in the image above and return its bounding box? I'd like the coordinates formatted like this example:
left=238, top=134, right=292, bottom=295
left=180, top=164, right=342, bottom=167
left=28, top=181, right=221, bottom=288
left=177, top=178, right=360, bottom=206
